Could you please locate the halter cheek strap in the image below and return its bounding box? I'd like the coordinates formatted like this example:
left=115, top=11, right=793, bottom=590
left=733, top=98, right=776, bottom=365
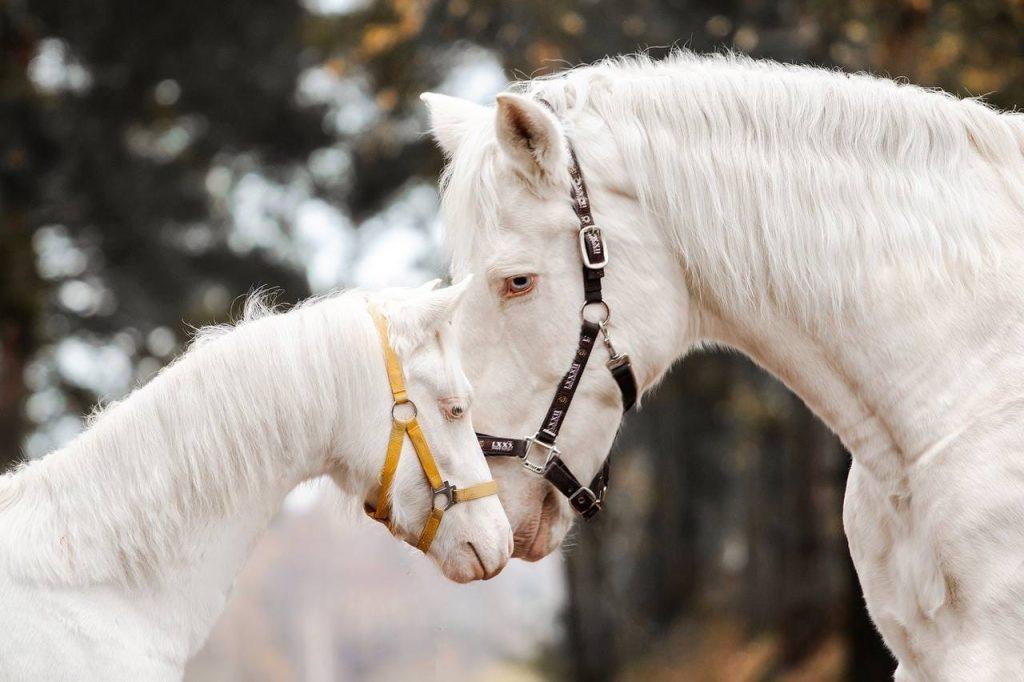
left=366, top=304, right=499, bottom=553
left=474, top=100, right=639, bottom=520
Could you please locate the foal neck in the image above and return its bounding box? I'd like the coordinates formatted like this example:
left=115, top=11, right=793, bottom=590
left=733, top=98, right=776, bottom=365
left=0, top=294, right=383, bottom=589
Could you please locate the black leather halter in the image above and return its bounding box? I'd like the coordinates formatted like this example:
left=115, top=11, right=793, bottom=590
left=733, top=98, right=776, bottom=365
left=475, top=106, right=638, bottom=519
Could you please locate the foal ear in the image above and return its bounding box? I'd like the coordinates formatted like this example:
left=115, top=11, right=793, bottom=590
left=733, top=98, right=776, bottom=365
left=421, top=92, right=488, bottom=157
left=494, top=92, right=567, bottom=182
left=389, top=277, right=474, bottom=351
left=414, top=276, right=473, bottom=331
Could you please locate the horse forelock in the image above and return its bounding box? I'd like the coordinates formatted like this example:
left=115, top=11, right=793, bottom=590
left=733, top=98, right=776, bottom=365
left=439, top=126, right=505, bottom=276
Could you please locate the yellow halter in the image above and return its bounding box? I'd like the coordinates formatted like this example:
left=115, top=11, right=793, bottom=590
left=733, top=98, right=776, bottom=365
left=365, top=304, right=499, bottom=553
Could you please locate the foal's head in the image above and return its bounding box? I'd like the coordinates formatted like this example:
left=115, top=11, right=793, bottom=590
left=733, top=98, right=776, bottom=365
left=344, top=281, right=512, bottom=582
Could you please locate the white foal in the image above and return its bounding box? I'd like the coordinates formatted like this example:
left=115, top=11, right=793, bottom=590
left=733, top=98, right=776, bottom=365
left=0, top=281, right=511, bottom=681
left=424, top=52, right=1024, bottom=679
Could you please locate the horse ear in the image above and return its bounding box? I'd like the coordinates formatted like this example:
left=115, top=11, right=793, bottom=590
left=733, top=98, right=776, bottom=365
left=494, top=92, right=567, bottom=181
left=421, top=92, right=487, bottom=157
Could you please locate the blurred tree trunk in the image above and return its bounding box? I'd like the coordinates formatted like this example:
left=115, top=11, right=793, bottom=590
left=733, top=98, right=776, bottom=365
left=0, top=216, right=39, bottom=472
left=744, top=390, right=843, bottom=667
left=0, top=8, right=46, bottom=472
left=565, top=520, right=619, bottom=682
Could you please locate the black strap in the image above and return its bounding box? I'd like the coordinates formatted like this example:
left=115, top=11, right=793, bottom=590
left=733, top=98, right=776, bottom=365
left=535, top=320, right=600, bottom=445
left=477, top=433, right=525, bottom=458
left=472, top=100, right=639, bottom=519
left=583, top=267, right=604, bottom=303
left=544, top=455, right=603, bottom=518
left=567, top=146, right=595, bottom=228
left=610, top=359, right=637, bottom=412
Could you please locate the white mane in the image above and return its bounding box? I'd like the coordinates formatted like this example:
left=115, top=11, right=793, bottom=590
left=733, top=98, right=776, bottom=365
left=442, top=51, right=1024, bottom=323
left=0, top=291, right=380, bottom=587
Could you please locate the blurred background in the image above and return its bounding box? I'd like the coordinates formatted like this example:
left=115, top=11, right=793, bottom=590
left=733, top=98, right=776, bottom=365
left=3, top=0, right=1024, bottom=679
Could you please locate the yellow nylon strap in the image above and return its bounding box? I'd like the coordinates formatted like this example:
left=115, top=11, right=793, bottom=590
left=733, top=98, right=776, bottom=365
left=405, top=419, right=443, bottom=491
left=365, top=302, right=501, bottom=554
left=454, top=480, right=499, bottom=503
left=416, top=507, right=445, bottom=553
left=368, top=304, right=409, bottom=404
left=373, top=420, right=405, bottom=522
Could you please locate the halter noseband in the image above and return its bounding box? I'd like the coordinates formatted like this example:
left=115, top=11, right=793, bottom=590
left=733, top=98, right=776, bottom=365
left=475, top=102, right=638, bottom=519
left=366, top=303, right=499, bottom=552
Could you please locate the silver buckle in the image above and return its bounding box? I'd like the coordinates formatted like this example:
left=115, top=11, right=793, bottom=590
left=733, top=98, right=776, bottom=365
left=521, top=435, right=559, bottom=475
left=432, top=481, right=457, bottom=510
left=607, top=353, right=631, bottom=371
left=569, top=487, right=599, bottom=515
left=578, top=226, right=608, bottom=269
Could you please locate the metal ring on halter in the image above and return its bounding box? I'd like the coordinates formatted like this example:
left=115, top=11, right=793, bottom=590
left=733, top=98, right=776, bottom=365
left=580, top=300, right=611, bottom=325
left=391, top=400, right=418, bottom=424
left=432, top=481, right=457, bottom=510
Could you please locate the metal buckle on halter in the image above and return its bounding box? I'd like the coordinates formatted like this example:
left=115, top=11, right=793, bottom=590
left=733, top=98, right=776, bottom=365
left=521, top=435, right=559, bottom=475
left=607, top=353, right=631, bottom=371
left=432, top=480, right=457, bottom=511
left=569, top=487, right=601, bottom=516
left=578, top=226, right=608, bottom=269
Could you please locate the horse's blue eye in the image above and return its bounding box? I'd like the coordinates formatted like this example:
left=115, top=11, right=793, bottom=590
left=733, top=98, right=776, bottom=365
left=503, top=274, right=536, bottom=297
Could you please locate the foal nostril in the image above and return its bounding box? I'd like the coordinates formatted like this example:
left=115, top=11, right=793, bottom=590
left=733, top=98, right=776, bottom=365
left=467, top=541, right=486, bottom=579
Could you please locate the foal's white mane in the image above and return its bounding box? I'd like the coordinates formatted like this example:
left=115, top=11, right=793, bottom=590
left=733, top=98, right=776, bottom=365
left=0, top=291, right=381, bottom=587
left=442, top=51, right=1024, bottom=323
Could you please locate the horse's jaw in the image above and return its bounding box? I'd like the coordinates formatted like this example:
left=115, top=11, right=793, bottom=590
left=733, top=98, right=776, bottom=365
left=507, top=486, right=574, bottom=561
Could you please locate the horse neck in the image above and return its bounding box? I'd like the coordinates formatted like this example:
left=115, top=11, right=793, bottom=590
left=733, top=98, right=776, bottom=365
left=0, top=295, right=382, bottom=643
left=566, top=73, right=1024, bottom=489
left=701, top=270, right=1024, bottom=487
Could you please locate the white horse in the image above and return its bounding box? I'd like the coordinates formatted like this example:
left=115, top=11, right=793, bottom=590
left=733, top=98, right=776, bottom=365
left=423, top=52, right=1024, bottom=679
left=0, top=282, right=511, bottom=681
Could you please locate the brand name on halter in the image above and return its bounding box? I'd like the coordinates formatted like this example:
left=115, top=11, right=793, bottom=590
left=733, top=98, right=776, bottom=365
left=563, top=362, right=583, bottom=390
left=546, top=409, right=564, bottom=432
left=584, top=231, right=603, bottom=256
left=485, top=439, right=515, bottom=452
left=571, top=175, right=588, bottom=208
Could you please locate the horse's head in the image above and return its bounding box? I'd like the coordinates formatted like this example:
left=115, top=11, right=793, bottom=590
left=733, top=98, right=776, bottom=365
left=352, top=281, right=513, bottom=582
left=422, top=91, right=691, bottom=560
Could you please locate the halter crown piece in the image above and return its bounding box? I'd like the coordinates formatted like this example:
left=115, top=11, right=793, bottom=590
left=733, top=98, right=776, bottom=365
left=475, top=99, right=639, bottom=520
left=366, top=304, right=499, bottom=552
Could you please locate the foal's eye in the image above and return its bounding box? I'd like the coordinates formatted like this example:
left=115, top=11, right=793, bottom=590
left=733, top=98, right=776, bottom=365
left=439, top=397, right=467, bottom=421
left=502, top=274, right=537, bottom=298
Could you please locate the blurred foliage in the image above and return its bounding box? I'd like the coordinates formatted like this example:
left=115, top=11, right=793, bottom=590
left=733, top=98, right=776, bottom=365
left=3, top=0, right=1023, bottom=679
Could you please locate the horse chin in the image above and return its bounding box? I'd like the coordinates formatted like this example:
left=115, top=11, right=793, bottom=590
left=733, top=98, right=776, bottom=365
left=512, top=489, right=573, bottom=561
